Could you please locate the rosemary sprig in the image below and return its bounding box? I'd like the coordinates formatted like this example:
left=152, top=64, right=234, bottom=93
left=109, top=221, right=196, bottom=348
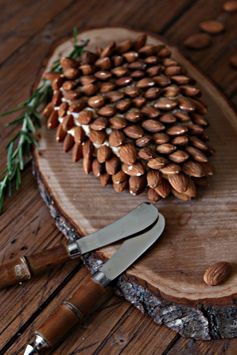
left=0, top=27, right=88, bottom=213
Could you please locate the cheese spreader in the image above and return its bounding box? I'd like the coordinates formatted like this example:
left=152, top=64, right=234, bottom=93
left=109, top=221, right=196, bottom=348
left=23, top=203, right=165, bottom=354
left=0, top=202, right=158, bottom=290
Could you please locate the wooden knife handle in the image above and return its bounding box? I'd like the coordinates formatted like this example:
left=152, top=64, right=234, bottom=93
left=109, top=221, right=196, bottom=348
left=0, top=244, right=70, bottom=289
left=37, top=271, right=112, bottom=348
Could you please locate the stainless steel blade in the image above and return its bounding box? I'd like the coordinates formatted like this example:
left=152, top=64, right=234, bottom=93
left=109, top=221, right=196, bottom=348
left=77, top=202, right=159, bottom=254
left=97, top=212, right=165, bottom=282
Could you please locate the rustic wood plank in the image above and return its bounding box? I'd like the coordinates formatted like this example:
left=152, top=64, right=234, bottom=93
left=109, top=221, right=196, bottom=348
left=1, top=1, right=236, bottom=353
left=0, top=168, right=81, bottom=351
left=166, top=336, right=237, bottom=355
left=0, top=0, right=73, bottom=65
left=166, top=0, right=237, bottom=100
left=93, top=308, right=178, bottom=355
left=4, top=268, right=122, bottom=354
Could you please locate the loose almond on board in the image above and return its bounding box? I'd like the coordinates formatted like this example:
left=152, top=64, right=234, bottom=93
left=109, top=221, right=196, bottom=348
left=199, top=20, right=224, bottom=34
left=184, top=33, right=212, bottom=49
left=203, top=262, right=232, bottom=286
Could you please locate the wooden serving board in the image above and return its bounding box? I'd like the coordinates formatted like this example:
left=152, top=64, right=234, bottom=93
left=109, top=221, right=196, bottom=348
left=33, top=27, right=237, bottom=340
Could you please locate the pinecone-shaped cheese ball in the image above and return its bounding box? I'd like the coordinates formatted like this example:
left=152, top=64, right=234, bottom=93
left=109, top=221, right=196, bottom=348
left=43, top=33, right=214, bottom=202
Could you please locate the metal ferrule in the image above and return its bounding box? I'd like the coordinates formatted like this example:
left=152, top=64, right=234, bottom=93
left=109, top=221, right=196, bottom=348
left=92, top=271, right=111, bottom=287
left=23, top=334, right=49, bottom=355
left=66, top=241, right=81, bottom=258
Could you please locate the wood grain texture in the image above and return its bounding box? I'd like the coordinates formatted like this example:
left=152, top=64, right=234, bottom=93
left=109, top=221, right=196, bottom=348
left=1, top=0, right=237, bottom=353
left=33, top=27, right=237, bottom=340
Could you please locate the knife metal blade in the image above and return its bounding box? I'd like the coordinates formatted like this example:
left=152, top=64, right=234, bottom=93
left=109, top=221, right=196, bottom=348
left=94, top=212, right=165, bottom=284
left=74, top=202, right=159, bottom=255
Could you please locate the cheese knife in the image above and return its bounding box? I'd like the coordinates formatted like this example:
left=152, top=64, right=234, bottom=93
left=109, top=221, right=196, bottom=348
left=24, top=209, right=165, bottom=354
left=0, top=202, right=158, bottom=289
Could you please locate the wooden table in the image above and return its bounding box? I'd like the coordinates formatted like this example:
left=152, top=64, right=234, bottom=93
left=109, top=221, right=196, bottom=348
left=0, top=1, right=237, bottom=354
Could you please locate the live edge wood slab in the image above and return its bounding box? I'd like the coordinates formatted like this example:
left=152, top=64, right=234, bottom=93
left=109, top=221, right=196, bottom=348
left=33, top=27, right=237, bottom=340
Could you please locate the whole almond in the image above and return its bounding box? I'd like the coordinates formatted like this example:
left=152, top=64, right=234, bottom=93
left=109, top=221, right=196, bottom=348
left=122, top=162, right=145, bottom=176
left=117, top=39, right=133, bottom=53
left=92, top=159, right=103, bottom=177
left=182, top=160, right=205, bottom=177
left=72, top=143, right=83, bottom=162
left=100, top=82, right=115, bottom=93
left=156, top=143, right=176, bottom=154
left=186, top=146, right=208, bottom=163
left=82, top=140, right=94, bottom=159
left=165, top=65, right=182, bottom=76
left=203, top=262, right=232, bottom=286
left=56, top=124, right=67, bottom=142
left=180, top=85, right=201, bottom=97
left=98, top=105, right=116, bottom=117
left=124, top=125, right=144, bottom=139
left=147, top=188, right=160, bottom=202
left=60, top=57, right=78, bottom=69
left=223, top=1, right=237, bottom=12
left=141, top=106, right=160, bottom=118
left=129, top=175, right=146, bottom=195
left=95, top=71, right=112, bottom=81
left=160, top=163, right=181, bottom=175
left=154, top=97, right=177, bottom=110
left=147, top=65, right=161, bottom=77
left=136, top=135, right=152, bottom=147
left=172, top=135, right=189, bottom=146
left=48, top=110, right=59, bottom=129
left=109, top=130, right=126, bottom=147
left=135, top=33, right=147, bottom=50
left=172, top=188, right=190, bottom=201
left=78, top=110, right=93, bottom=125
left=109, top=116, right=127, bottom=129
left=63, top=134, right=74, bottom=152
left=58, top=102, right=69, bottom=117
left=80, top=64, right=95, bottom=75
left=89, top=130, right=106, bottom=145
left=88, top=95, right=105, bottom=108
left=52, top=91, right=62, bottom=106
left=138, top=146, right=156, bottom=160
left=100, top=173, right=110, bottom=186
left=168, top=173, right=189, bottom=193
left=81, top=83, right=97, bottom=96
left=155, top=178, right=171, bottom=198
left=178, top=97, right=196, bottom=111
left=43, top=102, right=54, bottom=118
left=166, top=125, right=188, bottom=136
left=113, top=180, right=128, bottom=193
left=124, top=86, right=140, bottom=98
left=74, top=126, right=85, bottom=144
left=64, top=68, right=80, bottom=80
left=119, top=144, right=137, bottom=164
left=184, top=179, right=197, bottom=198
left=100, top=42, right=115, bottom=58
left=106, top=91, right=124, bottom=103
left=137, top=78, right=155, bottom=89
left=153, top=74, right=171, bottom=87
left=160, top=114, right=176, bottom=124
left=95, top=57, right=112, bottom=70
left=190, top=136, right=208, bottom=151
left=63, top=80, right=76, bottom=91
left=147, top=170, right=162, bottom=188
left=153, top=133, right=170, bottom=144
left=147, top=157, right=167, bottom=170
left=131, top=70, right=145, bottom=79
left=116, top=99, right=132, bottom=112
left=90, top=117, right=107, bottom=131
left=142, top=119, right=165, bottom=133
left=62, top=115, right=74, bottom=131
left=112, top=170, right=127, bottom=184
left=169, top=150, right=189, bottom=163
left=97, top=145, right=112, bottom=163
left=123, top=51, right=139, bottom=63
left=125, top=109, right=143, bottom=122
left=145, top=56, right=158, bottom=65
left=144, top=87, right=160, bottom=100
left=105, top=156, right=120, bottom=175
left=116, top=76, right=133, bottom=87
left=171, top=75, right=190, bottom=85
left=112, top=66, right=128, bottom=77
left=139, top=44, right=157, bottom=56
left=133, top=95, right=146, bottom=108
left=184, top=33, right=211, bottom=49
left=128, top=60, right=146, bottom=70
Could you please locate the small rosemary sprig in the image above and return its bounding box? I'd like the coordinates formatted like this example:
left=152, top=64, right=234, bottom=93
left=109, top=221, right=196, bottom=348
left=0, top=27, right=88, bottom=213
